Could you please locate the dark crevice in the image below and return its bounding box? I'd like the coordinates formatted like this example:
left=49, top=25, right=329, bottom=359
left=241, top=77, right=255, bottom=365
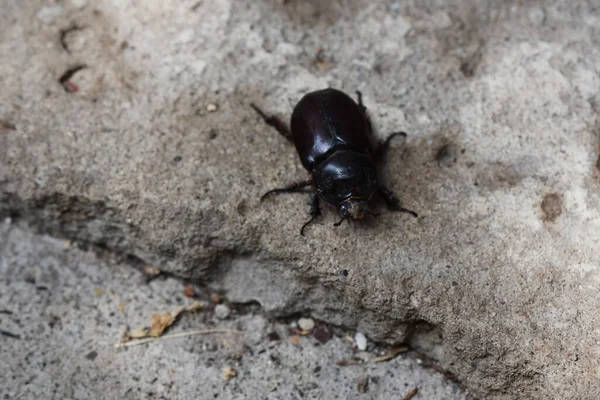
left=58, top=65, right=87, bottom=92
left=59, top=25, right=84, bottom=53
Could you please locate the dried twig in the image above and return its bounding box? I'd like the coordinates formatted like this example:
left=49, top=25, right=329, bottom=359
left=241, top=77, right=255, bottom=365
left=115, top=328, right=244, bottom=348
left=401, top=387, right=419, bottom=400
left=373, top=347, right=408, bottom=363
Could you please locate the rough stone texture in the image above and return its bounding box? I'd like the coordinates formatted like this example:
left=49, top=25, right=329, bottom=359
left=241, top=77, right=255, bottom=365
left=1, top=0, right=600, bottom=398
left=0, top=224, right=466, bottom=399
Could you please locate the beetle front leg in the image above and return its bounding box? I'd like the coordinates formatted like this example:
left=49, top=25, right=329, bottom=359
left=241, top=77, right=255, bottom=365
left=250, top=103, right=293, bottom=143
left=374, top=132, right=407, bottom=161
left=300, top=192, right=321, bottom=236
left=261, top=180, right=312, bottom=201
left=378, top=186, right=418, bottom=218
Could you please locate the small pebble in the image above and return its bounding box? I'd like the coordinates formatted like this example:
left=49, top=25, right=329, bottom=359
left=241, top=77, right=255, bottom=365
left=37, top=5, right=64, bottom=23
left=71, top=0, right=88, bottom=8
left=313, top=325, right=333, bottom=344
left=206, top=103, right=218, bottom=112
left=298, top=317, right=315, bottom=331
left=214, top=304, right=231, bottom=320
left=222, top=366, right=237, bottom=381
left=4, top=217, right=12, bottom=225
left=355, top=332, right=367, bottom=351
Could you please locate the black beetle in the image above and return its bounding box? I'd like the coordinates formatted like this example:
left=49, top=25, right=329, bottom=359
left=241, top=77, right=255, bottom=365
left=252, top=88, right=417, bottom=236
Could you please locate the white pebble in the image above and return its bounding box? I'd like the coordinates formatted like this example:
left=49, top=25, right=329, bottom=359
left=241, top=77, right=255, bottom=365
left=298, top=317, right=315, bottom=331
left=355, top=332, right=367, bottom=351
left=37, top=5, right=64, bottom=23
left=214, top=304, right=230, bottom=320
left=71, top=0, right=88, bottom=9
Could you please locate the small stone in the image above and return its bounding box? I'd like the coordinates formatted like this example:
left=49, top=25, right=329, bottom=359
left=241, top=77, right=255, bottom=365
left=222, top=366, right=237, bottom=381
left=298, top=317, right=315, bottom=331
left=71, top=0, right=88, bottom=8
left=4, top=217, right=12, bottom=225
left=214, top=304, right=230, bottom=319
left=289, top=335, right=300, bottom=345
left=313, top=325, right=333, bottom=344
left=37, top=5, right=64, bottom=23
left=355, top=332, right=367, bottom=351
left=183, top=285, right=196, bottom=298
left=357, top=377, right=369, bottom=393
left=206, top=103, right=218, bottom=112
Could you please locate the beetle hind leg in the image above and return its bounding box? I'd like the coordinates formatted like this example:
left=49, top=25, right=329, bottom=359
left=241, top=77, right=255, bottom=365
left=250, top=103, right=293, bottom=143
left=300, top=192, right=321, bottom=236
left=261, top=180, right=312, bottom=202
left=378, top=186, right=418, bottom=218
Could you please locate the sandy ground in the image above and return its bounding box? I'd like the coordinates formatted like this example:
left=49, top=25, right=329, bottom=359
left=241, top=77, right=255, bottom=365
left=0, top=221, right=466, bottom=399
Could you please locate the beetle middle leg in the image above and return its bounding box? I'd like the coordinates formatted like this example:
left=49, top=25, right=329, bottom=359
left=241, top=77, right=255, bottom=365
left=250, top=103, right=293, bottom=143
left=378, top=186, right=418, bottom=218
left=300, top=192, right=321, bottom=236
left=356, top=91, right=404, bottom=158
left=261, top=180, right=312, bottom=201
left=356, top=90, right=374, bottom=136
left=355, top=90, right=367, bottom=113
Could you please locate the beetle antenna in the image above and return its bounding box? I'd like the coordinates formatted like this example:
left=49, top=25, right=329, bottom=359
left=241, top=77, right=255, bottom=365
left=333, top=217, right=345, bottom=227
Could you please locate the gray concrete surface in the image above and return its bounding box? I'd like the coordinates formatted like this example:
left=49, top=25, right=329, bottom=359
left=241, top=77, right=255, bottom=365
left=0, top=223, right=466, bottom=399
left=2, top=0, right=600, bottom=398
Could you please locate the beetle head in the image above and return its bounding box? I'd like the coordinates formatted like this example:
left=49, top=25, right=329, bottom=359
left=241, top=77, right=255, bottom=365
left=338, top=199, right=368, bottom=221
left=335, top=198, right=379, bottom=226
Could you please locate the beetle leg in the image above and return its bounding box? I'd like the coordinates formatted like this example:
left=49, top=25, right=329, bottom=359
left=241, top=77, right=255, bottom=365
left=374, top=132, right=407, bottom=161
left=261, top=180, right=312, bottom=202
left=250, top=103, right=293, bottom=143
left=300, top=192, right=321, bottom=236
left=378, top=186, right=418, bottom=218
left=355, top=90, right=366, bottom=112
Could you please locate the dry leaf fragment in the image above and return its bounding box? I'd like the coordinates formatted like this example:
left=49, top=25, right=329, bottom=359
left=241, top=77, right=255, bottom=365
left=94, top=288, right=105, bottom=296
left=183, top=285, right=196, bottom=298
left=119, top=301, right=205, bottom=344
left=186, top=301, right=203, bottom=313
left=289, top=335, right=300, bottom=345
left=119, top=302, right=127, bottom=313
left=129, top=327, right=149, bottom=339
left=373, top=347, right=408, bottom=363
left=144, top=266, right=161, bottom=276
left=289, top=329, right=312, bottom=336
left=401, top=387, right=419, bottom=400
left=149, top=309, right=180, bottom=337
left=223, top=366, right=237, bottom=381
